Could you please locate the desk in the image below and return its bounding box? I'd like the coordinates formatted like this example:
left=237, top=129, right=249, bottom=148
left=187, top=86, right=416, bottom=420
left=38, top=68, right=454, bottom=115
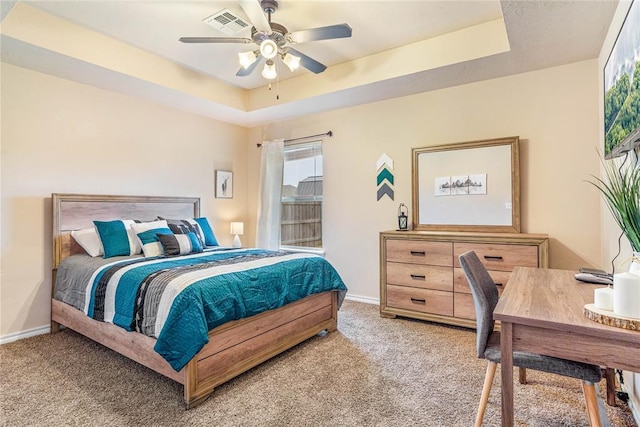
left=493, top=267, right=640, bottom=427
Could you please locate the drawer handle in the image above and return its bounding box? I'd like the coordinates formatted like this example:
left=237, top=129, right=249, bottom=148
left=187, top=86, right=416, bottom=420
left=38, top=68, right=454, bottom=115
left=484, top=255, right=504, bottom=261
left=410, top=297, right=426, bottom=304
left=410, top=251, right=426, bottom=256
left=495, top=283, right=504, bottom=287
left=410, top=274, right=426, bottom=280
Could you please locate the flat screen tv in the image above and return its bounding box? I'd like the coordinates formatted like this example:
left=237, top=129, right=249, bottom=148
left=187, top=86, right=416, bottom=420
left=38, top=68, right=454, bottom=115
left=604, top=0, right=640, bottom=159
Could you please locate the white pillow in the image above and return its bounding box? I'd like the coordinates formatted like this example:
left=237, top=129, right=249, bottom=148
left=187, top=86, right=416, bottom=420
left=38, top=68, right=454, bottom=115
left=71, top=227, right=103, bottom=257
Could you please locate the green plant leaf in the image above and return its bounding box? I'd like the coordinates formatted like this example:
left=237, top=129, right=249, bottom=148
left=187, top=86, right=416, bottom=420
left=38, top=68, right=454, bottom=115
left=587, top=154, right=640, bottom=252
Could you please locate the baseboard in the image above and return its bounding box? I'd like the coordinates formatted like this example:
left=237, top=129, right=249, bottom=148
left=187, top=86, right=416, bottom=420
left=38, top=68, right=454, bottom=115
left=344, top=293, right=379, bottom=305
left=621, top=372, right=640, bottom=425
left=0, top=324, right=50, bottom=345
left=629, top=398, right=640, bottom=427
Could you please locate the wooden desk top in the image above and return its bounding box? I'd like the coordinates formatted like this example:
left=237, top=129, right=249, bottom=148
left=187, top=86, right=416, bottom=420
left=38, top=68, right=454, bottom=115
left=494, top=267, right=640, bottom=344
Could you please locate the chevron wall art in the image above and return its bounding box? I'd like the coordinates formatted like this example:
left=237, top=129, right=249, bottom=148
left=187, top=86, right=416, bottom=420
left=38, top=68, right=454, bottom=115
left=376, top=153, right=394, bottom=201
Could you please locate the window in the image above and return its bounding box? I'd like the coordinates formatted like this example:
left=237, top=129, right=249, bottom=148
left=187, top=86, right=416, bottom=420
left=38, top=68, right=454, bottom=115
left=280, top=140, right=323, bottom=249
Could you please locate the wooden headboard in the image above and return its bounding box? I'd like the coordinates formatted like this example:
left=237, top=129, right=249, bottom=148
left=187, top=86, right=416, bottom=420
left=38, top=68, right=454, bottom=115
left=52, top=193, right=200, bottom=268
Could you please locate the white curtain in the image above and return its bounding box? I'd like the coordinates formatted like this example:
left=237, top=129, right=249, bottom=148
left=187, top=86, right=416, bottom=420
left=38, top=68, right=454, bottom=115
left=256, top=139, right=284, bottom=249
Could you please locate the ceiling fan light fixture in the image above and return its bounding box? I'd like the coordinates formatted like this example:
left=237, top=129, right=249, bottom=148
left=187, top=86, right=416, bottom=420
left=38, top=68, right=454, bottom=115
left=262, top=60, right=277, bottom=80
left=260, top=39, right=278, bottom=59
left=181, top=1, right=351, bottom=83
left=238, top=50, right=258, bottom=69
left=282, top=53, right=301, bottom=72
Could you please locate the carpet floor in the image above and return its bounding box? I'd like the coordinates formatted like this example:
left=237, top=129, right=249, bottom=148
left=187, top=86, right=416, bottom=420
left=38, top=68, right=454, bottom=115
left=0, top=300, right=636, bottom=426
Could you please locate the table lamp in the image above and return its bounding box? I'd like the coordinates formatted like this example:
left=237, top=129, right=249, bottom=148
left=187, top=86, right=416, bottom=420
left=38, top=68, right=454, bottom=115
left=230, top=222, right=244, bottom=248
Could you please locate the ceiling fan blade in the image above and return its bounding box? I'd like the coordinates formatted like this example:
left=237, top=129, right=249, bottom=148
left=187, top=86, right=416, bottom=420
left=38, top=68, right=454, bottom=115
left=240, top=0, right=272, bottom=34
left=179, top=37, right=253, bottom=44
left=287, top=24, right=352, bottom=44
left=286, top=48, right=327, bottom=74
left=236, top=54, right=263, bottom=77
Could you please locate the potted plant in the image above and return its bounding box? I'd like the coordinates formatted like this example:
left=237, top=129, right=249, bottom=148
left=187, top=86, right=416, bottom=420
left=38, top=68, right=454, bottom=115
left=589, top=154, right=640, bottom=271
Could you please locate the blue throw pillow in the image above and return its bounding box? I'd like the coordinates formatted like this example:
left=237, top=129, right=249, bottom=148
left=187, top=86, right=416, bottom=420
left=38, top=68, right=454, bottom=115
left=194, top=217, right=219, bottom=246
left=94, top=220, right=141, bottom=258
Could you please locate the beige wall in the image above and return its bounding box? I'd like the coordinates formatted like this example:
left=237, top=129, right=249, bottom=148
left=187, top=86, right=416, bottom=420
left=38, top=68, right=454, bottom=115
left=1, top=58, right=603, bottom=335
left=0, top=63, right=249, bottom=338
left=598, top=0, right=640, bottom=416
left=248, top=60, right=602, bottom=301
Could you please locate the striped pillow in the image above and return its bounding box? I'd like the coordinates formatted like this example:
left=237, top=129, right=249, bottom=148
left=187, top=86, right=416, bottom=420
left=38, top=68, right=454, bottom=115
left=158, top=232, right=204, bottom=256
left=130, top=220, right=173, bottom=257
left=158, top=217, right=206, bottom=247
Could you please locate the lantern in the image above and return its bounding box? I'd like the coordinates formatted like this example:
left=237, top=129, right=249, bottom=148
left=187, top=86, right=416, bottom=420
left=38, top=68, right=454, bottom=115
left=397, top=203, right=408, bottom=230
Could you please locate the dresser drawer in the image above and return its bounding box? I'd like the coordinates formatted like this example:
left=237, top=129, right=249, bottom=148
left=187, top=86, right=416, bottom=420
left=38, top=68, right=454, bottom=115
left=454, top=292, right=476, bottom=320
left=454, top=292, right=505, bottom=323
left=386, top=240, right=452, bottom=266
left=453, top=243, right=537, bottom=272
left=387, top=262, right=452, bottom=291
left=453, top=268, right=510, bottom=294
left=386, top=285, right=453, bottom=316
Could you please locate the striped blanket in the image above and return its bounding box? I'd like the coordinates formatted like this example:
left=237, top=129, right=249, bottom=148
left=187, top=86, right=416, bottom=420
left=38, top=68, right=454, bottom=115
left=55, top=248, right=347, bottom=371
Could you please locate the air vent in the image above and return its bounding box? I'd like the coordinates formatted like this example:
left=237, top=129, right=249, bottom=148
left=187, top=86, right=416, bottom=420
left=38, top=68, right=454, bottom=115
left=203, top=9, right=250, bottom=35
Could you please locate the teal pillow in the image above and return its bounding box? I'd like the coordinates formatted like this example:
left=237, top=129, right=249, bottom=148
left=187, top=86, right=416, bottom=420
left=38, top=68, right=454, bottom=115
left=93, top=220, right=141, bottom=258
left=137, top=227, right=173, bottom=245
left=131, top=221, right=173, bottom=257
left=194, top=217, right=219, bottom=246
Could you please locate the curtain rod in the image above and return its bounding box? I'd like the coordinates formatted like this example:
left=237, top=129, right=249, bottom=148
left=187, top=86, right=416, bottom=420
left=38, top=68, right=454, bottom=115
left=256, top=131, right=332, bottom=147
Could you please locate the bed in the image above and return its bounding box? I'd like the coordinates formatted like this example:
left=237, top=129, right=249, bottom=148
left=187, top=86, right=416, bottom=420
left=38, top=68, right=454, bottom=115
left=51, top=193, right=346, bottom=408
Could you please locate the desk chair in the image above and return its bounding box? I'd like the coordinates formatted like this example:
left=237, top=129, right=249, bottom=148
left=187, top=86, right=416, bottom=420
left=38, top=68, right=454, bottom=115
left=458, top=251, right=603, bottom=427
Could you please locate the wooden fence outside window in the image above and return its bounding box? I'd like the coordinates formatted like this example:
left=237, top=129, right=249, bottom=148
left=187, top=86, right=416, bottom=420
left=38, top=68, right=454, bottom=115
left=280, top=200, right=322, bottom=248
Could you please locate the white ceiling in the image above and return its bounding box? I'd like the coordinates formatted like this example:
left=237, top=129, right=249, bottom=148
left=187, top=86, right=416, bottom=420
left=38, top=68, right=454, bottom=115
left=0, top=1, right=619, bottom=127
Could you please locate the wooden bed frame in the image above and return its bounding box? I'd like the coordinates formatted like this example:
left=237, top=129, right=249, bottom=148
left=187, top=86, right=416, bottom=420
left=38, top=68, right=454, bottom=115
left=51, top=193, right=339, bottom=409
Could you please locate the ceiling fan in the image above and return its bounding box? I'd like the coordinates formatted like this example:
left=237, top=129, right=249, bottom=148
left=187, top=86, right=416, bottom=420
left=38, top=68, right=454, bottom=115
left=179, top=0, right=352, bottom=80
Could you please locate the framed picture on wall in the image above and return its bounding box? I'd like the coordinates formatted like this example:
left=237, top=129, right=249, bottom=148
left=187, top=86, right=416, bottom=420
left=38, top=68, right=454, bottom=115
left=603, top=0, right=640, bottom=159
left=215, top=170, right=233, bottom=199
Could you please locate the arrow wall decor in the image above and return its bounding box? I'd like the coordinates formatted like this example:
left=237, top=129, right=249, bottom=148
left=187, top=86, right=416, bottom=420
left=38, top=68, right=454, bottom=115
left=376, top=168, right=394, bottom=186
left=377, top=184, right=394, bottom=200
left=376, top=154, right=394, bottom=171
left=376, top=153, right=394, bottom=201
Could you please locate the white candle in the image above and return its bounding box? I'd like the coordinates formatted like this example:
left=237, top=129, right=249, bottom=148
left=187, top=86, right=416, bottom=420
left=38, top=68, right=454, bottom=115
left=613, top=272, right=640, bottom=319
left=594, top=287, right=614, bottom=311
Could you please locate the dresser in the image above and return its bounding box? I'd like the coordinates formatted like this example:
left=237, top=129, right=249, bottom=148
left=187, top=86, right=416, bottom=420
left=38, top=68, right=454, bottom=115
left=380, top=230, right=549, bottom=328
